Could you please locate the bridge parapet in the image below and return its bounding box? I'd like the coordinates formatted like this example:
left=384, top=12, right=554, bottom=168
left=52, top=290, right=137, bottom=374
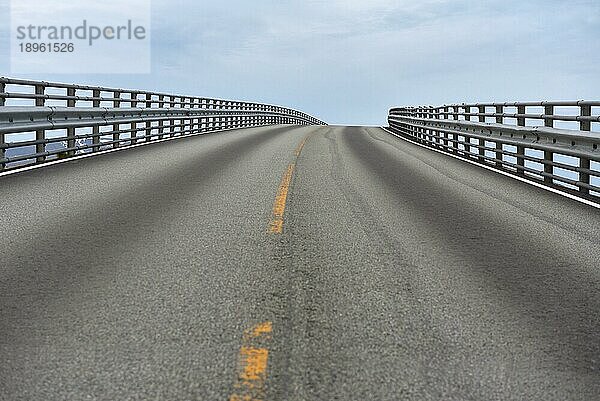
left=388, top=101, right=600, bottom=201
left=0, top=77, right=326, bottom=171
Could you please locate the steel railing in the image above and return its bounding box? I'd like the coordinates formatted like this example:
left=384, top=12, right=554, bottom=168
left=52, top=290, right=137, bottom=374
left=387, top=101, right=600, bottom=200
left=0, top=77, right=326, bottom=171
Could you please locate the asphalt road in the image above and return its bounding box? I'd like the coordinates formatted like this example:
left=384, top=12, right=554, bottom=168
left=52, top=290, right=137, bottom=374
left=1, top=125, right=598, bottom=401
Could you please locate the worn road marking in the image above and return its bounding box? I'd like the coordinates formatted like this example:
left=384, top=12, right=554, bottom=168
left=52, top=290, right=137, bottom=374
left=268, top=133, right=312, bottom=234
left=269, top=163, right=295, bottom=234
left=294, top=134, right=310, bottom=157
left=230, top=322, right=273, bottom=401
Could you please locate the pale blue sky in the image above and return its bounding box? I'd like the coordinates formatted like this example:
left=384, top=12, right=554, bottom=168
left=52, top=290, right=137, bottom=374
left=1, top=0, right=599, bottom=125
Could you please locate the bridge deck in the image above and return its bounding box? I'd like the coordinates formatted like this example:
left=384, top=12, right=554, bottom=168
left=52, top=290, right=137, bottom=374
left=1, top=125, right=598, bottom=400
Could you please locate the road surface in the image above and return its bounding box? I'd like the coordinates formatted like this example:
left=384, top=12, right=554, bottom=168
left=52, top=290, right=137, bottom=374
left=1, top=125, right=599, bottom=400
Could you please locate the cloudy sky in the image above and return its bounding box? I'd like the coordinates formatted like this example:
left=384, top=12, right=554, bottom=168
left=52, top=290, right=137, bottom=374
left=0, top=0, right=599, bottom=125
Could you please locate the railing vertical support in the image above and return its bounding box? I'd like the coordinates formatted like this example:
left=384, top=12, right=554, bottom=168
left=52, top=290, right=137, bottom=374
left=176, top=97, right=183, bottom=135
left=442, top=106, right=449, bottom=149
left=145, top=93, right=152, bottom=142
left=0, top=81, right=5, bottom=170
left=0, top=132, right=4, bottom=171
left=0, top=81, right=5, bottom=107
left=187, top=98, right=193, bottom=134
left=516, top=105, right=526, bottom=175
left=495, top=105, right=503, bottom=168
left=429, top=107, right=435, bottom=146
left=170, top=96, right=176, bottom=137
left=192, top=100, right=202, bottom=134
left=182, top=97, right=188, bottom=136
left=544, top=105, right=554, bottom=128
left=543, top=105, right=554, bottom=184
left=478, top=105, right=486, bottom=162
left=579, top=104, right=592, bottom=195
left=35, top=84, right=46, bottom=163
left=463, top=105, right=471, bottom=157
left=451, top=106, right=459, bottom=154
left=91, top=89, right=100, bottom=153
left=158, top=95, right=165, bottom=139
left=129, top=92, right=137, bottom=145
left=113, top=91, right=122, bottom=148
left=65, top=88, right=77, bottom=156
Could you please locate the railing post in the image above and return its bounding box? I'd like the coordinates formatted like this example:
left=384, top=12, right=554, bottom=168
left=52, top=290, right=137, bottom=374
left=181, top=98, right=187, bottom=136
left=129, top=92, right=138, bottom=145
left=451, top=106, right=459, bottom=153
left=432, top=107, right=439, bottom=146
left=0, top=81, right=5, bottom=107
left=65, top=88, right=76, bottom=156
left=415, top=108, right=421, bottom=142
left=463, top=105, right=471, bottom=156
left=425, top=107, right=431, bottom=146
left=515, top=105, right=526, bottom=175
left=431, top=107, right=438, bottom=146
left=145, top=93, right=152, bottom=142
left=189, top=98, right=195, bottom=134
left=442, top=106, right=449, bottom=149
left=495, top=105, right=504, bottom=168
left=543, top=105, right=554, bottom=184
left=200, top=117, right=206, bottom=133
left=35, top=84, right=46, bottom=163
left=423, top=120, right=428, bottom=145
left=113, top=91, right=122, bottom=148
left=516, top=105, right=525, bottom=127
left=0, top=81, right=5, bottom=170
left=158, top=95, right=165, bottom=139
left=415, top=108, right=421, bottom=143
left=91, top=89, right=100, bottom=153
left=193, top=115, right=199, bottom=135
left=580, top=104, right=591, bottom=132
left=170, top=96, right=176, bottom=137
left=0, top=131, right=4, bottom=171
left=579, top=104, right=591, bottom=196
left=478, top=106, right=486, bottom=162
left=544, top=105, right=554, bottom=128
left=495, top=106, right=503, bottom=121
left=177, top=97, right=183, bottom=134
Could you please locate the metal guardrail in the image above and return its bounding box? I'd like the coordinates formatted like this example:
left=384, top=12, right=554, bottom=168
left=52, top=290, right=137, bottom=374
left=0, top=77, right=326, bottom=171
left=387, top=101, right=600, bottom=200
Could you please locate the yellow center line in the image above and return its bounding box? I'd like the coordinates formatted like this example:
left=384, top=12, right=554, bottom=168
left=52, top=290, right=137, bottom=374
left=230, top=322, right=273, bottom=401
left=268, top=163, right=295, bottom=234
left=239, top=347, right=269, bottom=382
left=294, top=134, right=310, bottom=156
left=268, top=133, right=313, bottom=234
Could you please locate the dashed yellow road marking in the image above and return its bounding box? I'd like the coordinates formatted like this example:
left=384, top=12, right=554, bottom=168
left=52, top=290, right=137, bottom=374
left=243, top=321, right=273, bottom=341
left=238, top=347, right=269, bottom=382
left=230, top=322, right=273, bottom=401
left=268, top=133, right=312, bottom=234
